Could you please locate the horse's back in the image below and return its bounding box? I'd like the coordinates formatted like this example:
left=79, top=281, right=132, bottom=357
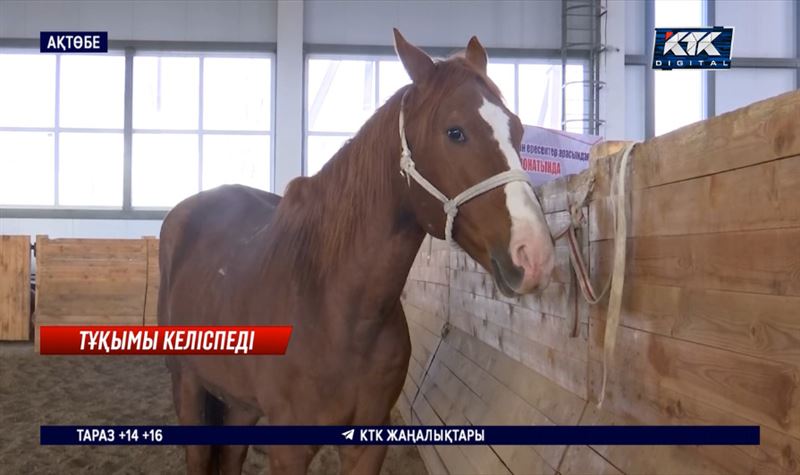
left=158, top=184, right=281, bottom=326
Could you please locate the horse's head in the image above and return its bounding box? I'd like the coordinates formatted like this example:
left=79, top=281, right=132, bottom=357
left=393, top=29, right=555, bottom=296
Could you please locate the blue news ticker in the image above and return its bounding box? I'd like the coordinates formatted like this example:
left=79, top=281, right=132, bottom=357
left=40, top=425, right=760, bottom=446
left=40, top=32, right=108, bottom=53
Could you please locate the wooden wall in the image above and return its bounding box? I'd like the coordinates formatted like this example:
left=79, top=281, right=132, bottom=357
left=0, top=235, right=31, bottom=340
left=401, top=90, right=800, bottom=474
left=33, top=235, right=161, bottom=347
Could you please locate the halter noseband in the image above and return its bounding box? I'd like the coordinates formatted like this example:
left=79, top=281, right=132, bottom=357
left=398, top=91, right=536, bottom=247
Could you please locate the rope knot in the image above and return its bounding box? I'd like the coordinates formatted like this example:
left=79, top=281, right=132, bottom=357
left=569, top=204, right=586, bottom=228
left=443, top=200, right=458, bottom=217
left=400, top=152, right=414, bottom=186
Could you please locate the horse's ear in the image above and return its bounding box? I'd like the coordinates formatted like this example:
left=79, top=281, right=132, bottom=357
left=465, top=36, right=488, bottom=74
left=393, top=28, right=434, bottom=83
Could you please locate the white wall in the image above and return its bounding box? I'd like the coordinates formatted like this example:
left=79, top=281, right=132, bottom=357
left=0, top=0, right=278, bottom=42
left=304, top=0, right=561, bottom=49
left=24, top=0, right=800, bottom=238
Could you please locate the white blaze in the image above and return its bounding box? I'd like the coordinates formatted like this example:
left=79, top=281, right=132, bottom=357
left=477, top=98, right=549, bottom=233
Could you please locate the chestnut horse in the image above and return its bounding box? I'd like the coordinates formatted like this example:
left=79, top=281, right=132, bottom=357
left=158, top=30, right=555, bottom=475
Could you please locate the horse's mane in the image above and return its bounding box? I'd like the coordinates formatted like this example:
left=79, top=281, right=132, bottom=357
left=262, top=56, right=503, bottom=288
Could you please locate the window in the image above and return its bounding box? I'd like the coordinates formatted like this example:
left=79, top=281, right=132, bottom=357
left=132, top=54, right=272, bottom=208
left=305, top=55, right=585, bottom=176
left=0, top=49, right=273, bottom=211
left=715, top=68, right=796, bottom=115
left=654, top=0, right=704, bottom=136
left=0, top=52, right=124, bottom=207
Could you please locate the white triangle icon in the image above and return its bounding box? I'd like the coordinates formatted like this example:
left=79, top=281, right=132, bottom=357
left=342, top=429, right=355, bottom=441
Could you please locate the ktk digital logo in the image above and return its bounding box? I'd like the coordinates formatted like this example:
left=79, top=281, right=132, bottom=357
left=652, top=27, right=733, bottom=70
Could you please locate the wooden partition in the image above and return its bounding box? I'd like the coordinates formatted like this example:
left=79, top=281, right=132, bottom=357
left=0, top=235, right=32, bottom=340
left=144, top=237, right=160, bottom=326
left=401, top=90, right=800, bottom=474
left=34, top=236, right=158, bottom=348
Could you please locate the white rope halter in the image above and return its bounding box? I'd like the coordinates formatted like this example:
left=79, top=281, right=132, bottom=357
left=398, top=91, right=535, bottom=247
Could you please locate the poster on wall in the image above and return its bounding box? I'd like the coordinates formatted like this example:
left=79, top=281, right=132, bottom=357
left=519, top=125, right=602, bottom=186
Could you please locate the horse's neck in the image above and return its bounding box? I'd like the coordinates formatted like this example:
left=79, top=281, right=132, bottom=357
left=271, top=103, right=426, bottom=319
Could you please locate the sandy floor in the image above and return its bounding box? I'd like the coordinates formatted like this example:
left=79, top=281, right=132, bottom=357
left=0, top=342, right=427, bottom=475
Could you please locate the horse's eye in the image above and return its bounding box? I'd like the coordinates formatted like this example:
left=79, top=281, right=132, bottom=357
left=446, top=127, right=466, bottom=143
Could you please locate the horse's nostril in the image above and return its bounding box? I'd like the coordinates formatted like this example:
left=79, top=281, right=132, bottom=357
left=514, top=244, right=532, bottom=270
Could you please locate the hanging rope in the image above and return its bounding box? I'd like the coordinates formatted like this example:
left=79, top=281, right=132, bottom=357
left=551, top=141, right=637, bottom=407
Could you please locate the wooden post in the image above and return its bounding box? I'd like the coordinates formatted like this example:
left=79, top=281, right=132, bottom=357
left=0, top=235, right=32, bottom=341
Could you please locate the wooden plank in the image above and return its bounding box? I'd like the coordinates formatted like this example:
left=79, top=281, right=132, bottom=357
left=38, top=237, right=148, bottom=260
left=558, top=445, right=623, bottom=475
left=144, top=237, right=159, bottom=325
left=402, top=280, right=448, bottom=321
left=0, top=236, right=31, bottom=340
left=449, top=295, right=588, bottom=398
left=632, top=90, right=800, bottom=190
left=449, top=275, right=573, bottom=323
left=35, top=236, right=151, bottom=326
left=395, top=385, right=413, bottom=425
left=584, top=359, right=800, bottom=474
left=421, top=361, right=512, bottom=475
left=578, top=401, right=740, bottom=475
left=437, top=332, right=570, bottom=467
left=591, top=227, right=800, bottom=297
left=586, top=90, right=800, bottom=198
left=402, top=374, right=419, bottom=421
left=404, top=300, right=446, bottom=338
left=411, top=390, right=479, bottom=475
left=406, top=312, right=441, bottom=369
left=589, top=315, right=800, bottom=439
left=536, top=165, right=603, bottom=215
left=591, top=155, right=800, bottom=241
left=449, top=289, right=587, bottom=364
left=415, top=445, right=448, bottom=475
left=446, top=327, right=586, bottom=428
left=432, top=335, right=559, bottom=473
left=597, top=281, right=800, bottom=365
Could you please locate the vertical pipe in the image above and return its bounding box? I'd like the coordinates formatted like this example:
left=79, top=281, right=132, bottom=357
left=274, top=0, right=304, bottom=192
left=706, top=0, right=716, bottom=118
left=561, top=0, right=568, bottom=131
left=645, top=0, right=655, bottom=138
left=198, top=57, right=204, bottom=193
left=123, top=48, right=133, bottom=210
left=795, top=0, right=799, bottom=89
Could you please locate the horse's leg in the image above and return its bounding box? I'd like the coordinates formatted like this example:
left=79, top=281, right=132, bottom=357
left=218, top=404, right=260, bottom=475
left=259, top=401, right=321, bottom=475
left=338, top=415, right=390, bottom=475
left=267, top=445, right=318, bottom=475
left=169, top=361, right=216, bottom=475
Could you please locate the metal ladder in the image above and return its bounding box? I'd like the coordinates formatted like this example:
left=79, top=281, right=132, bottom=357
left=561, top=0, right=607, bottom=135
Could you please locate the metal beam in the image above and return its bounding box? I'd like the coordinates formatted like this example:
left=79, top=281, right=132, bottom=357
left=0, top=37, right=276, bottom=53
left=305, top=43, right=590, bottom=61
left=0, top=208, right=168, bottom=220
left=625, top=54, right=648, bottom=65
left=123, top=48, right=133, bottom=211
left=796, top=0, right=800, bottom=89
left=645, top=0, right=655, bottom=139
left=706, top=0, right=716, bottom=118
left=53, top=55, right=61, bottom=206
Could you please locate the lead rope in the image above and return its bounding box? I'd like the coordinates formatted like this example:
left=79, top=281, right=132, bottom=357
left=551, top=141, right=637, bottom=407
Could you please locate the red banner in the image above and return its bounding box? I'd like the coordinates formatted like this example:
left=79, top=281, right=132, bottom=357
left=39, top=326, right=293, bottom=355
